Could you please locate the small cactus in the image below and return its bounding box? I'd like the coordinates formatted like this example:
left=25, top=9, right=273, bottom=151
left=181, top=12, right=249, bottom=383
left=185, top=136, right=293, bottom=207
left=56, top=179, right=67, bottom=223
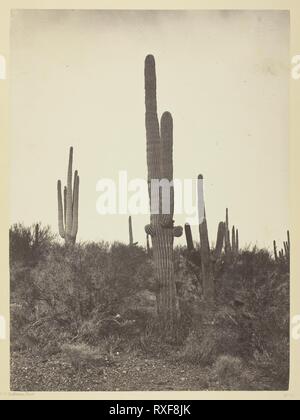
left=57, top=147, right=79, bottom=245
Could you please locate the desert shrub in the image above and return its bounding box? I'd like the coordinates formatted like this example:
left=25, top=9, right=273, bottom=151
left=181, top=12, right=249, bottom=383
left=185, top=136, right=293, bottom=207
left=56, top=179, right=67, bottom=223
left=214, top=355, right=243, bottom=381
left=61, top=343, right=114, bottom=371
left=9, top=222, right=54, bottom=268
left=180, top=313, right=242, bottom=365
left=210, top=355, right=256, bottom=389
left=10, top=234, right=155, bottom=351
left=9, top=221, right=289, bottom=390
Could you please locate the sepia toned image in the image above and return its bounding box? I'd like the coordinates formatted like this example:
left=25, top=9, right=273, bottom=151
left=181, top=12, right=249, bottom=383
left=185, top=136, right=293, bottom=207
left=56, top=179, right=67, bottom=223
left=9, top=9, right=290, bottom=392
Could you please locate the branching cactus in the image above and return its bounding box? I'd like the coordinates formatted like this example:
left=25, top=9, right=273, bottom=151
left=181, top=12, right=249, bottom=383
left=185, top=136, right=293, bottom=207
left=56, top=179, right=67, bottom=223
left=57, top=147, right=79, bottom=245
left=144, top=55, right=183, bottom=338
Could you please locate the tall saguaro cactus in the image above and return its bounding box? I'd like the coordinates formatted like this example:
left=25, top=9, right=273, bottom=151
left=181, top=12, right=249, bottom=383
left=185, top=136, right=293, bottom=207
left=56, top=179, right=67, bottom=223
left=185, top=223, right=195, bottom=252
left=57, top=147, right=79, bottom=245
left=225, top=208, right=231, bottom=255
left=235, top=228, right=239, bottom=255
left=128, top=216, right=138, bottom=246
left=198, top=175, right=215, bottom=305
left=129, top=216, right=134, bottom=246
left=215, top=222, right=225, bottom=259
left=232, top=226, right=236, bottom=255
left=144, top=55, right=183, bottom=339
left=273, top=240, right=278, bottom=261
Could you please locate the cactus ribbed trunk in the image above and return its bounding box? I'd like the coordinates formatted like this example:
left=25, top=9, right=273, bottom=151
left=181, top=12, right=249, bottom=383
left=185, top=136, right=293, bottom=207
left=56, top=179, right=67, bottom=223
left=215, top=222, right=225, bottom=259
left=274, top=240, right=278, bottom=261
left=235, top=228, right=239, bottom=255
left=144, top=55, right=182, bottom=340
left=146, top=234, right=151, bottom=254
left=129, top=216, right=133, bottom=246
left=225, top=208, right=232, bottom=257
left=57, top=147, right=79, bottom=245
left=198, top=176, right=214, bottom=306
left=286, top=230, right=290, bottom=260
left=185, top=223, right=195, bottom=251
left=232, top=226, right=236, bottom=255
left=151, top=228, right=178, bottom=333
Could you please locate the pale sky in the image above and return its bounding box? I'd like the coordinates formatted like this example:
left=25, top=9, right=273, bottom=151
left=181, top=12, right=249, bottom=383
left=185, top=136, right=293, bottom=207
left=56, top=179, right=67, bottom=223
left=10, top=10, right=289, bottom=249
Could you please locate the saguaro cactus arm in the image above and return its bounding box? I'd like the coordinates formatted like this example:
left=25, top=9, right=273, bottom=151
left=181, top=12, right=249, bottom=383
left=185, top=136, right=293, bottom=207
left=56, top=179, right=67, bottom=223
left=57, top=180, right=65, bottom=239
left=71, top=172, right=79, bottom=239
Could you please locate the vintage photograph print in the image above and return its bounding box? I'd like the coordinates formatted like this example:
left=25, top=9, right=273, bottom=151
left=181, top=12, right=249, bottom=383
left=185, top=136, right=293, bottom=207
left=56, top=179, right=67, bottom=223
left=9, top=10, right=289, bottom=391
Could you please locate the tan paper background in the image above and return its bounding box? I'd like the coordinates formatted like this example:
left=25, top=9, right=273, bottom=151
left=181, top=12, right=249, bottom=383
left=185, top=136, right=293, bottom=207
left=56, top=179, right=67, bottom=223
left=0, top=0, right=299, bottom=400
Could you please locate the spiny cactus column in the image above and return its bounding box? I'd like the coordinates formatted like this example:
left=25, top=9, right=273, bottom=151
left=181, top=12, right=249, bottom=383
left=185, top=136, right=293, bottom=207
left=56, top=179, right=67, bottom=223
left=273, top=240, right=278, bottom=261
left=232, top=226, right=236, bottom=255
left=128, top=216, right=138, bottom=246
left=57, top=147, right=79, bottom=245
left=215, top=222, right=225, bottom=259
left=283, top=231, right=290, bottom=261
left=285, top=230, right=290, bottom=260
left=185, top=223, right=195, bottom=252
left=129, top=216, right=133, bottom=246
left=146, top=234, right=151, bottom=255
left=198, top=175, right=214, bottom=305
left=144, top=55, right=183, bottom=339
left=235, top=228, right=239, bottom=255
left=225, top=208, right=231, bottom=255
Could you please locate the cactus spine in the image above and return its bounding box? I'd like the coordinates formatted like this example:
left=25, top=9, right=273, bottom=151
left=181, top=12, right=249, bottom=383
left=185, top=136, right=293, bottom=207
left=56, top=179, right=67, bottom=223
left=57, top=147, right=79, bottom=245
left=144, top=55, right=183, bottom=339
